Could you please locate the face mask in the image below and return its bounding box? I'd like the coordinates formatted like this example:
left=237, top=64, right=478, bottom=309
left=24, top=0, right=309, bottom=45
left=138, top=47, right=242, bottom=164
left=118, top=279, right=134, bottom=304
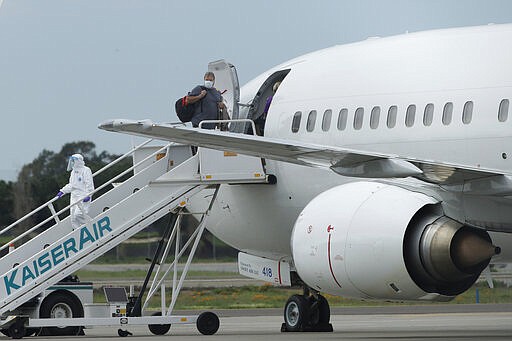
left=204, top=80, right=214, bottom=89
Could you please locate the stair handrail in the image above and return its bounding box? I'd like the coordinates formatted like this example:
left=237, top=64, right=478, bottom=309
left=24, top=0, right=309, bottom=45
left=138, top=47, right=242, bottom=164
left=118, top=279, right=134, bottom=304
left=0, top=139, right=172, bottom=252
left=92, top=138, right=154, bottom=177
left=0, top=138, right=153, bottom=237
left=0, top=142, right=172, bottom=253
left=198, top=118, right=257, bottom=134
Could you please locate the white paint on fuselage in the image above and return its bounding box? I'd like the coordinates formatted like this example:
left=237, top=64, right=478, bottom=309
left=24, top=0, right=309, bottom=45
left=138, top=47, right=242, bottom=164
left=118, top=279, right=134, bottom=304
left=189, top=24, right=512, bottom=261
left=191, top=161, right=346, bottom=260
left=265, top=24, right=512, bottom=172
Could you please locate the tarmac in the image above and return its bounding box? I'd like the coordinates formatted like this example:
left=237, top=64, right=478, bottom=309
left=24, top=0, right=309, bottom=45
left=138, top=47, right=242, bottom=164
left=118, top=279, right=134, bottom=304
left=73, top=264, right=512, bottom=339
left=21, top=304, right=512, bottom=341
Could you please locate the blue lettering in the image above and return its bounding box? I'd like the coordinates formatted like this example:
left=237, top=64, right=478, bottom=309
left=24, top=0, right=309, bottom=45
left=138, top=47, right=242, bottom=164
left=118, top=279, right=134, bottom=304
left=32, top=260, right=39, bottom=277
left=92, top=223, right=99, bottom=240
left=21, top=266, right=36, bottom=286
left=38, top=253, right=51, bottom=275
left=51, top=245, right=64, bottom=266
left=3, top=216, right=112, bottom=297
left=3, top=269, right=20, bottom=295
left=62, top=238, right=77, bottom=258
left=79, top=227, right=95, bottom=250
left=98, top=216, right=112, bottom=237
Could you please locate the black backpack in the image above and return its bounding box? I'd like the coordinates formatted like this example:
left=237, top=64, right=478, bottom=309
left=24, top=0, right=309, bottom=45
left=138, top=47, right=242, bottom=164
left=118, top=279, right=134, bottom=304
left=175, top=96, right=195, bottom=123
left=174, top=86, right=206, bottom=123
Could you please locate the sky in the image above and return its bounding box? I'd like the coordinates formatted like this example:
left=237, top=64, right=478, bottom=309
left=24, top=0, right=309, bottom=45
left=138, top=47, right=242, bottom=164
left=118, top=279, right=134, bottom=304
left=1, top=0, right=512, bottom=181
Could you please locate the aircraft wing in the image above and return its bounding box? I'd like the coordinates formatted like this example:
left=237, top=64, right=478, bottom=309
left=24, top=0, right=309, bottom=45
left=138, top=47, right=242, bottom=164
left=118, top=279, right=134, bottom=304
left=99, top=119, right=511, bottom=193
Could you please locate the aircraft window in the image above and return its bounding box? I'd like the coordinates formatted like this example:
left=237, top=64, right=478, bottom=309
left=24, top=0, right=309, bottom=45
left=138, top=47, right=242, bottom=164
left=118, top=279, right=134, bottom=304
left=322, top=109, right=332, bottom=131
left=370, top=106, right=380, bottom=129
left=353, top=107, right=364, bottom=130
left=499, top=99, right=509, bottom=122
left=405, top=104, right=416, bottom=127
left=462, top=101, right=473, bottom=124
left=387, top=105, right=397, bottom=128
left=423, top=103, right=434, bottom=126
left=291, top=111, right=301, bottom=133
left=307, top=110, right=317, bottom=132
left=442, top=102, right=453, bottom=125
left=337, top=108, right=348, bottom=130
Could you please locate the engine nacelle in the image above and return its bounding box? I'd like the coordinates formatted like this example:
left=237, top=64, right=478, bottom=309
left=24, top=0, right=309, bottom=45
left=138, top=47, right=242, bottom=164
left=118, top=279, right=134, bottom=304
left=291, top=182, right=498, bottom=301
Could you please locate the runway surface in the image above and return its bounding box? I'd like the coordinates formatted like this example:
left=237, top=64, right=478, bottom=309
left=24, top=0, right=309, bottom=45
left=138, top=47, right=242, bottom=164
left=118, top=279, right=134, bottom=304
left=21, top=304, right=512, bottom=341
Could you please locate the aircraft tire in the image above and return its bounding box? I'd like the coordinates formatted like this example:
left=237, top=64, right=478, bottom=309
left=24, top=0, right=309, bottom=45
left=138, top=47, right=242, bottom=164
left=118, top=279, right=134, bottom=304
left=309, top=294, right=330, bottom=326
left=283, top=294, right=309, bottom=332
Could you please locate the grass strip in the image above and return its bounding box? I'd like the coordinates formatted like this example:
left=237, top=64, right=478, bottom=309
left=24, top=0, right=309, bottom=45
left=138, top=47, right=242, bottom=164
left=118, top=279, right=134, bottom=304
left=89, top=282, right=512, bottom=310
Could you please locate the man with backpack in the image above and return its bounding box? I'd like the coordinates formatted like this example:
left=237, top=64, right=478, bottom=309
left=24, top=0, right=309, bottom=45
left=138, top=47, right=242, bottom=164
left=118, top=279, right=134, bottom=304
left=183, top=71, right=225, bottom=129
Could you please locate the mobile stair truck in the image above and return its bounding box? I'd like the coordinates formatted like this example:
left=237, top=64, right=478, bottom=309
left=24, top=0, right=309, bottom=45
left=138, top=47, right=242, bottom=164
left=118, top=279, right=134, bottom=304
left=0, top=124, right=268, bottom=338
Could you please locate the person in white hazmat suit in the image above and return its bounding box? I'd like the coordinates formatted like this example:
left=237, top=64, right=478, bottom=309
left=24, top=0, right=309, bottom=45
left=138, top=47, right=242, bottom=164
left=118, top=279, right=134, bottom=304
left=56, top=154, right=95, bottom=230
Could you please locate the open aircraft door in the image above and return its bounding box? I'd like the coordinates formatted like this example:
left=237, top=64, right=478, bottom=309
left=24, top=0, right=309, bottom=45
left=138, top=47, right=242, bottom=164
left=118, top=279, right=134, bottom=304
left=208, top=60, right=240, bottom=122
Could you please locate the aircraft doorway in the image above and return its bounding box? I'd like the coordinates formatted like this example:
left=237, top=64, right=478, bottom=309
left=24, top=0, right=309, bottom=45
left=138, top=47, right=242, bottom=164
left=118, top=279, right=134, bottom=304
left=246, top=69, right=290, bottom=135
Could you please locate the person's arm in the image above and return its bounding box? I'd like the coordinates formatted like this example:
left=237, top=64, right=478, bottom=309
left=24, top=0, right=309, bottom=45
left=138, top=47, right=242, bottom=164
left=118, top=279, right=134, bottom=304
left=262, top=95, right=273, bottom=114
left=187, top=90, right=207, bottom=104
left=60, top=174, right=73, bottom=194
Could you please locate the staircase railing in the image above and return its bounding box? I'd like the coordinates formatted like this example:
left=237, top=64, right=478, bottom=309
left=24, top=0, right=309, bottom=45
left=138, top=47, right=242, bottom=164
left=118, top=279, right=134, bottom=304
left=198, top=118, right=257, bottom=134
left=0, top=139, right=175, bottom=253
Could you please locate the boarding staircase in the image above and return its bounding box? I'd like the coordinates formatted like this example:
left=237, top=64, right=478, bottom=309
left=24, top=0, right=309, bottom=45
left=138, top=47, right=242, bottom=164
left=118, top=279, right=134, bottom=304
left=0, top=137, right=267, bottom=316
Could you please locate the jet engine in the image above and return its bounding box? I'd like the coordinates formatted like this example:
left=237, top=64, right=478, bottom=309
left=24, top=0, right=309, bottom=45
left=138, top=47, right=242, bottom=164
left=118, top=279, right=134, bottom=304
left=291, top=182, right=500, bottom=301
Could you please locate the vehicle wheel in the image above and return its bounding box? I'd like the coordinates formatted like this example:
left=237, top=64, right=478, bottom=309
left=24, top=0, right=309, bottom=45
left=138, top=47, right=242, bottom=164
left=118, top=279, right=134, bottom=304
left=0, top=326, right=36, bottom=338
left=23, top=328, right=38, bottom=337
left=117, top=329, right=132, bottom=337
left=39, top=291, right=83, bottom=336
left=196, top=312, right=219, bottom=335
left=8, top=321, right=25, bottom=339
left=283, top=294, right=309, bottom=332
left=148, top=312, right=171, bottom=335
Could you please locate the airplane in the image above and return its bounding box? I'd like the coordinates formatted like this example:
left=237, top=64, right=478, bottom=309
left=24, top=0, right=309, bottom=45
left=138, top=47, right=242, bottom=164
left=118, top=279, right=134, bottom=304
left=100, top=23, right=512, bottom=332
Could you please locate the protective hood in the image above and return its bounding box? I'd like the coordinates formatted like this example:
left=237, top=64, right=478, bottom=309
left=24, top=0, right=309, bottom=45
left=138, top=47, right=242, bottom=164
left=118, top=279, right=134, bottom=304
left=67, top=154, right=85, bottom=171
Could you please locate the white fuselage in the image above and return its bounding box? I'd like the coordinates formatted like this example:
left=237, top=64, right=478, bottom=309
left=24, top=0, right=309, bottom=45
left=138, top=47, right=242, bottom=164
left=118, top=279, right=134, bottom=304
left=189, top=24, right=512, bottom=262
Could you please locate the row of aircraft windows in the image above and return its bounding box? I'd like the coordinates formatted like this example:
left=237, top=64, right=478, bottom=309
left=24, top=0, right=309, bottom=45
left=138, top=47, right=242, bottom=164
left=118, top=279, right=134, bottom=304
left=291, top=99, right=510, bottom=133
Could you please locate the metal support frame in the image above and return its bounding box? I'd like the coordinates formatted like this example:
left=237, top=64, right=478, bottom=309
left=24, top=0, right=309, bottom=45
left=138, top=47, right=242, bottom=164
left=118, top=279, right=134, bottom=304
left=129, top=212, right=180, bottom=317
left=141, top=185, right=221, bottom=316
left=27, top=315, right=199, bottom=328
